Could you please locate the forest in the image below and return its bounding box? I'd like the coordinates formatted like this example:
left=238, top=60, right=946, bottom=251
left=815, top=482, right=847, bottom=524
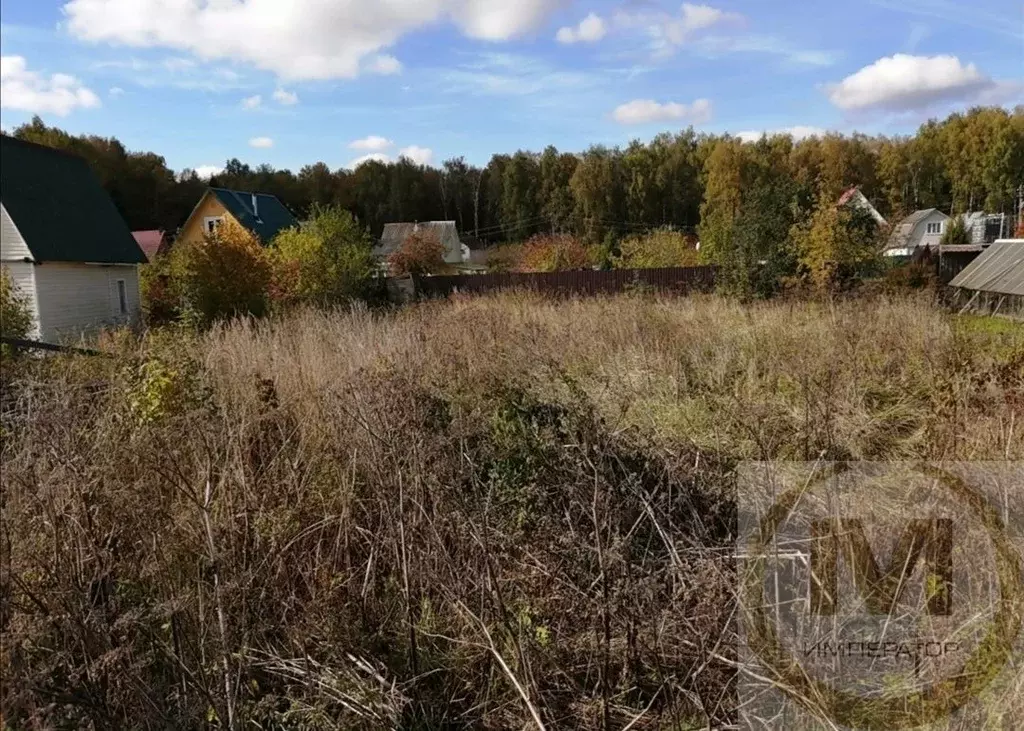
left=8, top=106, right=1023, bottom=248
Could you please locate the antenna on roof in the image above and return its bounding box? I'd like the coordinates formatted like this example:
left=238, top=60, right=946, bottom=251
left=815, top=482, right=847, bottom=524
left=251, top=192, right=260, bottom=221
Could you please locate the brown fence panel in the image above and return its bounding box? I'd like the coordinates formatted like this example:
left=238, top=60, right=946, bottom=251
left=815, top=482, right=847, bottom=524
left=407, top=266, right=717, bottom=299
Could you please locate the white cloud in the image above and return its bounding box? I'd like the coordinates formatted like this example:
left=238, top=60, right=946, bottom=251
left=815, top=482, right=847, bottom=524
left=366, top=54, right=402, bottom=75
left=162, top=56, right=197, bottom=72
left=556, top=13, right=607, bottom=44
left=193, top=165, right=224, bottom=179
left=241, top=94, right=262, bottom=109
left=272, top=87, right=298, bottom=105
left=0, top=55, right=101, bottom=116
left=441, top=51, right=600, bottom=97
left=249, top=136, right=274, bottom=148
left=736, top=126, right=828, bottom=143
left=108, top=86, right=124, bottom=96
left=827, top=54, right=993, bottom=111
left=92, top=56, right=251, bottom=91
left=348, top=152, right=391, bottom=168
left=647, top=3, right=744, bottom=55
left=349, top=135, right=393, bottom=151
left=612, top=98, right=713, bottom=125
left=398, top=145, right=433, bottom=165
left=693, top=35, right=837, bottom=67
left=62, top=0, right=568, bottom=81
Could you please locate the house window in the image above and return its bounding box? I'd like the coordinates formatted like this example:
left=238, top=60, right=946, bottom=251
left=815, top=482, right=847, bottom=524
left=204, top=216, right=224, bottom=234
left=116, top=279, right=128, bottom=315
left=926, top=222, right=943, bottom=235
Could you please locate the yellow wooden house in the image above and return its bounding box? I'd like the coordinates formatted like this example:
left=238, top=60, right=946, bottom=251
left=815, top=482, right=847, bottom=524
left=178, top=187, right=298, bottom=246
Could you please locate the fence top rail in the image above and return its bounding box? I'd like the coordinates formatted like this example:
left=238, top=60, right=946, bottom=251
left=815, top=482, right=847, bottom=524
left=1, top=337, right=108, bottom=357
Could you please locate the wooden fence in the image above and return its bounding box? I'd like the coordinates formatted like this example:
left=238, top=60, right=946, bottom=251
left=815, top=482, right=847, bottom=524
left=405, top=266, right=717, bottom=300
left=1, top=337, right=107, bottom=357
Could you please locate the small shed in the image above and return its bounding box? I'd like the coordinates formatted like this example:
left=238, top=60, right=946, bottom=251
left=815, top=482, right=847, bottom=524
left=947, top=239, right=1024, bottom=317
left=374, top=221, right=463, bottom=265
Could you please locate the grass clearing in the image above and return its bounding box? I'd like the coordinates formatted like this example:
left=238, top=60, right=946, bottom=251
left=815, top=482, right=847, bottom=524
left=2, top=292, right=1022, bottom=728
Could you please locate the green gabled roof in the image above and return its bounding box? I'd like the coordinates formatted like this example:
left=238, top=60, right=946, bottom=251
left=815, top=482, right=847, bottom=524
left=0, top=135, right=146, bottom=264
left=209, top=187, right=297, bottom=242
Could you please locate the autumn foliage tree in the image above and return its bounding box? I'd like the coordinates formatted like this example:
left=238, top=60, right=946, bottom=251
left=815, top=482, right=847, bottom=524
left=388, top=231, right=448, bottom=276
left=792, top=203, right=881, bottom=291
left=169, top=220, right=272, bottom=325
left=517, top=234, right=594, bottom=272
left=615, top=228, right=700, bottom=269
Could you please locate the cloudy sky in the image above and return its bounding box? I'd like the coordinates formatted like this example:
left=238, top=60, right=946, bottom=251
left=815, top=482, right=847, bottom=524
left=1, top=1, right=1020, bottom=175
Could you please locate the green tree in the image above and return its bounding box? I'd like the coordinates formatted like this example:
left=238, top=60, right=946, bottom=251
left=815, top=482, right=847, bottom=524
left=502, top=151, right=542, bottom=241
left=570, top=146, right=623, bottom=243
left=272, top=205, right=376, bottom=303
left=940, top=215, right=971, bottom=247
left=538, top=146, right=578, bottom=233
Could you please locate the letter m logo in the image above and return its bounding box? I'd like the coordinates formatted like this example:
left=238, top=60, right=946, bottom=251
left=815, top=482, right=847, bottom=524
left=810, top=519, right=952, bottom=616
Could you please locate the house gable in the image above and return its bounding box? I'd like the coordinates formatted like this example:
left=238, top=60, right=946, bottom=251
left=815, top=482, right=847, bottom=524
left=179, top=188, right=298, bottom=245
left=0, top=136, right=146, bottom=264
left=178, top=191, right=238, bottom=246
left=1, top=203, right=33, bottom=261
left=885, top=209, right=950, bottom=256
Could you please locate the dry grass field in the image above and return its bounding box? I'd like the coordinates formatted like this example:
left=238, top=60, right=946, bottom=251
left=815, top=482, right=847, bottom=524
left=2, top=292, right=1022, bottom=729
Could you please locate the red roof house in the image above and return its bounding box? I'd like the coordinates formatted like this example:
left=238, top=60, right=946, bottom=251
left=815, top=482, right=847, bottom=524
left=131, top=230, right=168, bottom=262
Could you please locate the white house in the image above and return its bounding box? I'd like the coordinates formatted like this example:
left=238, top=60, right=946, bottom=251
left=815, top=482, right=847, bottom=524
left=1, top=135, right=146, bottom=343
left=883, top=209, right=950, bottom=257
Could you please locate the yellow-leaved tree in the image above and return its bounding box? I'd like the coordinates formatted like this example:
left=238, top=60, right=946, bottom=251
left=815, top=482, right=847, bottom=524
left=792, top=203, right=881, bottom=291
left=169, top=219, right=272, bottom=326
left=614, top=228, right=700, bottom=269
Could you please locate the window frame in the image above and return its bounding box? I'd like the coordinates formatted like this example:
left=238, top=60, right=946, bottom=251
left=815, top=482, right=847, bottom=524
left=926, top=221, right=943, bottom=235
left=204, top=216, right=224, bottom=234
left=116, top=279, right=128, bottom=315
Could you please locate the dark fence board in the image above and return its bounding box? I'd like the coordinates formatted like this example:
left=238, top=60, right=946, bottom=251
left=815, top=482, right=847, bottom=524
left=406, top=266, right=717, bottom=300
left=1, top=337, right=107, bottom=357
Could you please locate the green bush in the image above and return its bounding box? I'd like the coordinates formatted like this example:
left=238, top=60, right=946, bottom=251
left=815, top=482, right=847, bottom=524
left=1, top=267, right=33, bottom=355
left=614, top=228, right=700, bottom=269
left=940, top=215, right=971, bottom=247
left=272, top=204, right=377, bottom=303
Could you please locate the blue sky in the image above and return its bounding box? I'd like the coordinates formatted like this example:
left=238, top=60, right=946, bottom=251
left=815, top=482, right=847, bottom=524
left=1, top=1, right=1021, bottom=176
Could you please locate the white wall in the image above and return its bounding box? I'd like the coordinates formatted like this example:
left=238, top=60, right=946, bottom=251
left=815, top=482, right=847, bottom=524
left=1, top=262, right=40, bottom=339
left=910, top=210, right=950, bottom=250
left=33, top=263, right=140, bottom=344
left=1, top=203, right=42, bottom=339
left=0, top=203, right=33, bottom=261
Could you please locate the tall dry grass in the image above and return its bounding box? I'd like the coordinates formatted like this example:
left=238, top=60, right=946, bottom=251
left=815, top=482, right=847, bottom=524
left=1, top=292, right=1021, bottom=729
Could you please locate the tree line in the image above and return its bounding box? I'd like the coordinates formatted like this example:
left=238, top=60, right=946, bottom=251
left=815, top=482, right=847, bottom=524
left=8, top=107, right=1022, bottom=246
